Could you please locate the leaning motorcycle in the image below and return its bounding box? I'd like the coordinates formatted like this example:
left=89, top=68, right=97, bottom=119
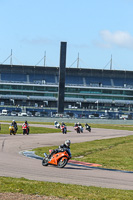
left=42, top=149, right=71, bottom=168
left=61, top=125, right=67, bottom=134
left=54, top=121, right=60, bottom=129
left=9, top=125, right=17, bottom=135
left=74, top=125, right=81, bottom=133
left=79, top=125, right=83, bottom=133
left=86, top=125, right=91, bottom=132
left=22, top=124, right=29, bottom=135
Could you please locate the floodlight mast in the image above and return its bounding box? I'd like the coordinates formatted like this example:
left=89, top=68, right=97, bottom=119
left=57, top=42, right=67, bottom=114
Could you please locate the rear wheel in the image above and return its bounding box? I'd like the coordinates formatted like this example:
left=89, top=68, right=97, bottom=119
left=57, top=158, right=68, bottom=168
left=42, top=158, right=48, bottom=166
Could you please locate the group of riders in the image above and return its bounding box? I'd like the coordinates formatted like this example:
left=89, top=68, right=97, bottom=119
left=10, top=120, right=30, bottom=134
left=54, top=120, right=91, bottom=133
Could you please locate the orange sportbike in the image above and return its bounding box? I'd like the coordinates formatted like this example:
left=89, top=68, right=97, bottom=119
left=42, top=149, right=71, bottom=168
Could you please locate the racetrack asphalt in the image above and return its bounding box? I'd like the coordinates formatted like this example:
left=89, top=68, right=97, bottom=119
left=0, top=124, right=133, bottom=190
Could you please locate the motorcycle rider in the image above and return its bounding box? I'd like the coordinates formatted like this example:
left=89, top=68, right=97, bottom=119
left=61, top=121, right=67, bottom=132
left=11, top=120, right=18, bottom=132
left=22, top=120, right=29, bottom=134
left=85, top=123, right=91, bottom=131
left=61, top=121, right=65, bottom=126
left=74, top=122, right=78, bottom=127
left=54, top=121, right=60, bottom=128
left=85, top=123, right=89, bottom=127
left=48, top=140, right=71, bottom=159
left=77, top=122, right=82, bottom=126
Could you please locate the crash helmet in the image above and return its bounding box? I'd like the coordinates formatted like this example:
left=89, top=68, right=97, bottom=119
left=12, top=120, right=15, bottom=122
left=25, top=120, right=27, bottom=124
left=65, top=140, right=71, bottom=147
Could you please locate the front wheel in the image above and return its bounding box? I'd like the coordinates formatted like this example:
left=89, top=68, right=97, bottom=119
left=23, top=129, right=26, bottom=135
left=42, top=158, right=48, bottom=166
left=57, top=158, right=68, bottom=168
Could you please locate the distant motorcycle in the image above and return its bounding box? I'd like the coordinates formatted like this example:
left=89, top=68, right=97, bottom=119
left=22, top=124, right=29, bottom=135
left=74, top=125, right=81, bottom=133
left=86, top=125, right=91, bottom=132
left=9, top=125, right=17, bottom=135
left=54, top=121, right=60, bottom=129
left=42, top=149, right=71, bottom=168
left=61, top=125, right=67, bottom=134
left=79, top=125, right=83, bottom=133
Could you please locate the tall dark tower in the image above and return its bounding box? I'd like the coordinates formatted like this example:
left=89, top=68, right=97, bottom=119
left=58, top=42, right=67, bottom=114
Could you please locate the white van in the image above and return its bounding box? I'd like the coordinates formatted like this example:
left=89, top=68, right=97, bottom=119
left=1, top=109, right=9, bottom=116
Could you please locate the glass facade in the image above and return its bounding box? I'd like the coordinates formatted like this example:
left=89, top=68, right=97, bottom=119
left=0, top=83, right=133, bottom=102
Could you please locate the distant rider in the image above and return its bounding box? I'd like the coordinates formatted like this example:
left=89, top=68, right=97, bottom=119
left=11, top=120, right=18, bottom=131
left=85, top=123, right=90, bottom=128
left=61, top=121, right=65, bottom=126
left=22, top=120, right=29, bottom=134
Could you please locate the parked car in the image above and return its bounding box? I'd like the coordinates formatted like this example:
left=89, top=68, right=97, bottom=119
left=11, top=111, right=17, bottom=116
left=27, top=112, right=33, bottom=117
left=18, top=112, right=28, bottom=117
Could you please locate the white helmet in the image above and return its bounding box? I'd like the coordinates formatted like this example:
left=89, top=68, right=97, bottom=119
left=65, top=140, right=71, bottom=147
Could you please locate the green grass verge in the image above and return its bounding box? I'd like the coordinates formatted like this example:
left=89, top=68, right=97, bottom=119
left=0, top=177, right=133, bottom=200
left=33, top=135, right=133, bottom=171
left=0, top=124, right=61, bottom=134
left=1, top=120, right=133, bottom=131
left=1, top=121, right=133, bottom=134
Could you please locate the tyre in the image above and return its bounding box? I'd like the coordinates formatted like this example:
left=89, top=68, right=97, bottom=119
left=57, top=158, right=68, bottom=168
left=10, top=130, right=12, bottom=135
left=42, top=158, right=48, bottom=166
left=77, top=128, right=80, bottom=133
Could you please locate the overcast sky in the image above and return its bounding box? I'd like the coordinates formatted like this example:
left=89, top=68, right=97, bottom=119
left=1, top=0, right=133, bottom=71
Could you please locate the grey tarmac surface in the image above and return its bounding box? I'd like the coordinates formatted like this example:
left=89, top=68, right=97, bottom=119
left=0, top=124, right=133, bottom=190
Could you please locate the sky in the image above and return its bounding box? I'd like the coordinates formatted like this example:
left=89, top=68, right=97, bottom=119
left=0, top=0, right=133, bottom=71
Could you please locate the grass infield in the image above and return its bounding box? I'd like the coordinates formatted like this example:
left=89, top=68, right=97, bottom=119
left=0, top=176, right=133, bottom=200
left=0, top=121, right=133, bottom=199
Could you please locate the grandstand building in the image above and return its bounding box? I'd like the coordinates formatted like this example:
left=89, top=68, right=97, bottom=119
left=0, top=64, right=133, bottom=118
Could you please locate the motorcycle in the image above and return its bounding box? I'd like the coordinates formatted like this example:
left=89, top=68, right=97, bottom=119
left=54, top=121, right=60, bottom=129
left=42, top=149, right=71, bottom=168
left=79, top=125, right=83, bottom=133
left=86, top=125, right=91, bottom=132
left=22, top=124, right=29, bottom=135
left=9, top=125, right=17, bottom=135
left=61, top=125, right=67, bottom=134
left=74, top=126, right=83, bottom=133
